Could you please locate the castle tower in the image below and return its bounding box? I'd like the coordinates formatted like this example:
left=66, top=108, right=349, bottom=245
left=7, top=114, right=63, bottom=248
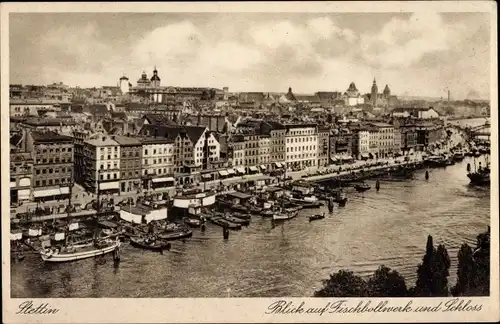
left=119, top=75, right=130, bottom=94
left=151, top=66, right=161, bottom=88
left=371, top=78, right=378, bottom=107
left=383, top=84, right=391, bottom=98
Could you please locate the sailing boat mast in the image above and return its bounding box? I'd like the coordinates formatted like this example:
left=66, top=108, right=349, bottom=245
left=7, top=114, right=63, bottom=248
left=94, top=170, right=102, bottom=243
left=67, top=167, right=74, bottom=219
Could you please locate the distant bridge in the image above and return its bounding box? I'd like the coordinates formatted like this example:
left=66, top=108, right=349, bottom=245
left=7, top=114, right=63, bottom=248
left=467, top=122, right=490, bottom=138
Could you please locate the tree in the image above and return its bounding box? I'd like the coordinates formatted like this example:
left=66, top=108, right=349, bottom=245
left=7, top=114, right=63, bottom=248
left=314, top=270, right=368, bottom=297
left=432, top=244, right=451, bottom=296
left=472, top=227, right=490, bottom=295
left=367, top=265, right=408, bottom=297
left=414, top=236, right=451, bottom=296
left=452, top=243, right=476, bottom=296
left=414, top=235, right=435, bottom=296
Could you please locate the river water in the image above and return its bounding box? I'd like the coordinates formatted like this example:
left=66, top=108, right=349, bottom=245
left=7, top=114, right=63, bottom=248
left=11, top=120, right=491, bottom=298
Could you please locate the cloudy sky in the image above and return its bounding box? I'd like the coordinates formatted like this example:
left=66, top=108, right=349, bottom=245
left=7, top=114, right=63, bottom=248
left=10, top=12, right=491, bottom=99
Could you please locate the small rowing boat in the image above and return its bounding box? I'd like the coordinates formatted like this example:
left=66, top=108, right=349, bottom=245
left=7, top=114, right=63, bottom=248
left=129, top=236, right=171, bottom=251
left=309, top=213, right=325, bottom=222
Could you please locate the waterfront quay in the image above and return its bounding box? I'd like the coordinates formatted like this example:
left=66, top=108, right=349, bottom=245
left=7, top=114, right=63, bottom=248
left=11, top=154, right=490, bottom=298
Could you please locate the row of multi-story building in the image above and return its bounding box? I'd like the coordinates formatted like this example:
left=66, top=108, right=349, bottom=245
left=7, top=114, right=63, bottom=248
left=10, top=110, right=446, bottom=205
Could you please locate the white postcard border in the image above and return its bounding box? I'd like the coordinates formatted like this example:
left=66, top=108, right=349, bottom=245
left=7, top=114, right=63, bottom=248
left=1, top=1, right=498, bottom=323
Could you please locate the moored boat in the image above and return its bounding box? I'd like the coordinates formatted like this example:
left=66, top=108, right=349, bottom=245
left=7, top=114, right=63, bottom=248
left=231, top=212, right=252, bottom=220
left=129, top=236, right=170, bottom=251
left=209, top=217, right=242, bottom=230
left=158, top=229, right=193, bottom=241
left=354, top=183, right=371, bottom=192
left=220, top=214, right=250, bottom=226
left=40, top=238, right=120, bottom=262
left=309, top=213, right=325, bottom=222
left=273, top=211, right=297, bottom=221
left=453, top=151, right=465, bottom=162
left=185, top=218, right=202, bottom=228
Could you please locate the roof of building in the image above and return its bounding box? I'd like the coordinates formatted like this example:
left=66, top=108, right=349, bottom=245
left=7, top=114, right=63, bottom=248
left=21, top=117, right=76, bottom=127
left=112, top=135, right=142, bottom=146
left=142, top=114, right=178, bottom=126
left=86, top=104, right=109, bottom=116
left=84, top=135, right=119, bottom=147
left=10, top=133, right=23, bottom=147
left=31, top=131, right=74, bottom=143
left=295, top=95, right=320, bottom=103
left=138, top=136, right=172, bottom=144
left=315, top=91, right=342, bottom=99
left=139, top=124, right=207, bottom=143
left=110, top=111, right=128, bottom=121
left=368, top=122, right=393, bottom=128
left=126, top=102, right=149, bottom=111
left=392, top=107, right=435, bottom=112
left=238, top=92, right=265, bottom=103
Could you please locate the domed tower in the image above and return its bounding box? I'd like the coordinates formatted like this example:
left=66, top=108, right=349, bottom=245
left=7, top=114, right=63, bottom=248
left=151, top=66, right=161, bottom=88
left=371, top=78, right=378, bottom=107
left=383, top=84, right=391, bottom=98
left=137, top=71, right=150, bottom=88
left=119, top=75, right=129, bottom=94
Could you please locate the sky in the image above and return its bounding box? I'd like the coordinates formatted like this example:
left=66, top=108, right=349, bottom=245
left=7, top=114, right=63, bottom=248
left=9, top=12, right=491, bottom=99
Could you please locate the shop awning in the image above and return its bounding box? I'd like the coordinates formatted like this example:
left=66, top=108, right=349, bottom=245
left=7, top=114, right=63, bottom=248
left=202, top=174, right=212, bottom=179
left=33, top=188, right=61, bottom=198
left=249, top=166, right=259, bottom=172
left=227, top=169, right=235, bottom=175
left=152, top=177, right=175, bottom=183
left=341, top=156, right=353, bottom=160
left=236, top=167, right=246, bottom=174
left=361, top=153, right=370, bottom=158
left=274, top=162, right=283, bottom=168
left=330, top=156, right=338, bottom=161
left=219, top=170, right=228, bottom=176
left=99, top=182, right=120, bottom=190
left=260, top=165, right=266, bottom=170
left=59, top=187, right=70, bottom=195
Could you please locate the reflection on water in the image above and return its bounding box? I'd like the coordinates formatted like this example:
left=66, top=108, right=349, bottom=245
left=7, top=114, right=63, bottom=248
left=11, top=157, right=490, bottom=298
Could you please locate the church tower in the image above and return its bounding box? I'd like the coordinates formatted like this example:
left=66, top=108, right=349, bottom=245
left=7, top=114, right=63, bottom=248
left=371, top=78, right=378, bottom=107
left=383, top=84, right=391, bottom=98
left=150, top=66, right=161, bottom=88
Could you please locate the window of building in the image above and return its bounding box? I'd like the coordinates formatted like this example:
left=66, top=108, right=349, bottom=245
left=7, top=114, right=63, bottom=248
left=113, top=173, right=117, bottom=179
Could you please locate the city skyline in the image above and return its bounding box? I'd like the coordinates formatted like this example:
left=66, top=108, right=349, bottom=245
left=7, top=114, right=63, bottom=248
left=10, top=12, right=491, bottom=99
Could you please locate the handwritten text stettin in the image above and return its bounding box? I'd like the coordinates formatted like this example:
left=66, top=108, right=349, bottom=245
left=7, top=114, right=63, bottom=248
left=16, top=301, right=60, bottom=315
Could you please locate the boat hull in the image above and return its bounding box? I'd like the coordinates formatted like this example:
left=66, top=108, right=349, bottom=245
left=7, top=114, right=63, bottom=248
left=40, top=242, right=119, bottom=262
left=130, top=237, right=170, bottom=251
left=159, top=230, right=193, bottom=241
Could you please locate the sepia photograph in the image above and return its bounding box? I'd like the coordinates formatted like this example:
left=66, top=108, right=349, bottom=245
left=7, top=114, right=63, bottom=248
left=1, top=1, right=498, bottom=323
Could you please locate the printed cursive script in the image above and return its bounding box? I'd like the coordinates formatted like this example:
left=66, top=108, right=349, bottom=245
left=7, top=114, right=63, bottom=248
left=265, top=299, right=483, bottom=316
left=16, top=300, right=60, bottom=315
